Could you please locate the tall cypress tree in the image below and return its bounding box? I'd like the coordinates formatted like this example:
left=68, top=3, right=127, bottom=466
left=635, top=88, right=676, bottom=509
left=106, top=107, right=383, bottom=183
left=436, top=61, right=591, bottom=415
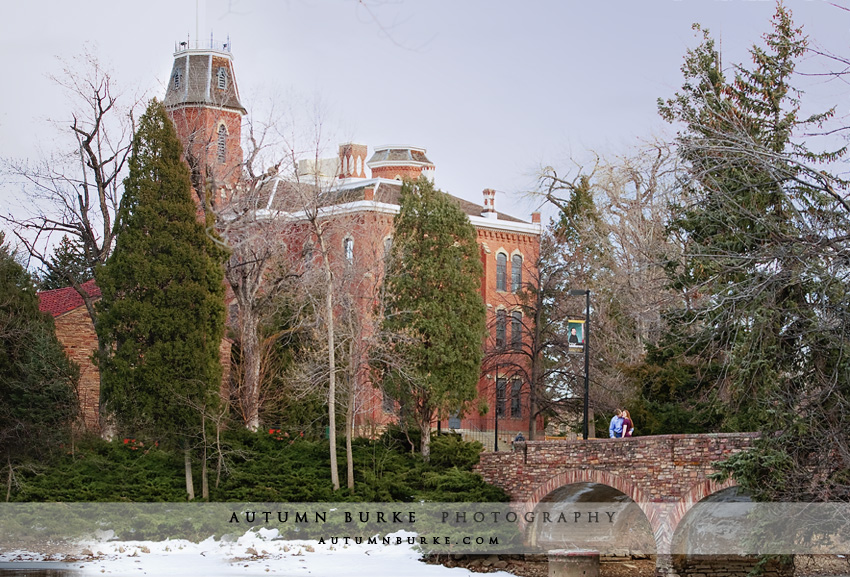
left=96, top=100, right=225, bottom=499
left=380, top=177, right=486, bottom=461
left=0, top=234, right=78, bottom=501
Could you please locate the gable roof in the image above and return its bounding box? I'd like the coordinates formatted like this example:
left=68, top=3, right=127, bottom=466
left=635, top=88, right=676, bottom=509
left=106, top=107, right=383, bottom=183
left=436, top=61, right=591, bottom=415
left=38, top=279, right=101, bottom=318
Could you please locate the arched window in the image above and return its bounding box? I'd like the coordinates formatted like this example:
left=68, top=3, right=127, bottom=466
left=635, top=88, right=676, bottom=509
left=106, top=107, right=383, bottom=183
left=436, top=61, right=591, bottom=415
left=217, top=66, right=228, bottom=89
left=511, top=254, right=522, bottom=292
left=383, top=236, right=393, bottom=260
left=217, top=124, right=227, bottom=164
left=173, top=69, right=182, bottom=89
left=344, top=237, right=354, bottom=264
left=496, top=253, right=507, bottom=292
left=511, top=310, right=522, bottom=351
left=495, top=309, right=506, bottom=349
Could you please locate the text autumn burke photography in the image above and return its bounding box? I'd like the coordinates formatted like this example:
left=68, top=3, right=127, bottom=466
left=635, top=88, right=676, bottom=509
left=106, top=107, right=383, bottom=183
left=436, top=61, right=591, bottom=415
left=226, top=509, right=618, bottom=525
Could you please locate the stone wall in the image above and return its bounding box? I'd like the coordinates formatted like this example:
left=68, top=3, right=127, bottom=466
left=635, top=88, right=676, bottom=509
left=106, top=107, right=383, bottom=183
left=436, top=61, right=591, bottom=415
left=54, top=306, right=100, bottom=431
left=673, top=555, right=793, bottom=577
left=476, top=433, right=758, bottom=505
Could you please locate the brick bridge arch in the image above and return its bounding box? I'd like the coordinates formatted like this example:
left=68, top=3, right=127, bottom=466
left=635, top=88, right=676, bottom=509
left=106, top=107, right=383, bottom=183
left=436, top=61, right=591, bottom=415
left=476, top=433, right=756, bottom=573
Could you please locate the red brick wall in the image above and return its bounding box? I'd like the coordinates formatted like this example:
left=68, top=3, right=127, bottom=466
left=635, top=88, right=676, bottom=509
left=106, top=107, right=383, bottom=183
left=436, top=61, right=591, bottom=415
left=168, top=106, right=243, bottom=204
left=283, top=205, right=544, bottom=436
left=466, top=227, right=541, bottom=433
left=370, top=165, right=428, bottom=181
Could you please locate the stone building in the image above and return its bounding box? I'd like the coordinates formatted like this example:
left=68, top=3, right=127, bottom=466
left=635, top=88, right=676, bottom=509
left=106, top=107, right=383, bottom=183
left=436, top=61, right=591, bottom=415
left=37, top=280, right=101, bottom=430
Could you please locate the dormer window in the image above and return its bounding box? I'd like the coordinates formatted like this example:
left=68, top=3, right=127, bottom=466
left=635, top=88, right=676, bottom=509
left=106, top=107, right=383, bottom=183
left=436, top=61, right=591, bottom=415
left=173, top=70, right=182, bottom=89
left=217, top=67, right=227, bottom=90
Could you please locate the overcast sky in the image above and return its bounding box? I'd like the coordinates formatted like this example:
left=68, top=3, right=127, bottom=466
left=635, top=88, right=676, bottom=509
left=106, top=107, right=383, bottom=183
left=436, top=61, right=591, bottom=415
left=1, top=0, right=848, bottom=222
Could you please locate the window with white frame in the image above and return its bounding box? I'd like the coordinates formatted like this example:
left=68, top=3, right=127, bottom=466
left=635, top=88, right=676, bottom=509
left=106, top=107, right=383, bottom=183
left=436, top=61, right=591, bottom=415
left=511, top=254, right=523, bottom=292
left=496, top=253, right=507, bottom=292
left=511, top=310, right=523, bottom=351
left=496, top=377, right=506, bottom=418
left=495, top=309, right=506, bottom=349
left=511, top=378, right=522, bottom=418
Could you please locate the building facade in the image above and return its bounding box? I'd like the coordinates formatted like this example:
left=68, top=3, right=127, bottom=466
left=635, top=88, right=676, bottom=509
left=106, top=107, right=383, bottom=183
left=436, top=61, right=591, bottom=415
left=39, top=41, right=543, bottom=441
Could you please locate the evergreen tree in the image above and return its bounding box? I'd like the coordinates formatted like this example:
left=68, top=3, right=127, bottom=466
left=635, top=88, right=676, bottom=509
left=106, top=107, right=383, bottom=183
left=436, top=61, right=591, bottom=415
left=96, top=100, right=226, bottom=500
left=0, top=234, right=78, bottom=501
left=38, top=235, right=94, bottom=290
left=380, top=177, right=486, bottom=461
left=658, top=5, right=850, bottom=499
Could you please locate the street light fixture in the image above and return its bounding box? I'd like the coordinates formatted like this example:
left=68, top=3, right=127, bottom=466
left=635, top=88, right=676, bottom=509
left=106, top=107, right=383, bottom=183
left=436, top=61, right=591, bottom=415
left=568, top=289, right=590, bottom=440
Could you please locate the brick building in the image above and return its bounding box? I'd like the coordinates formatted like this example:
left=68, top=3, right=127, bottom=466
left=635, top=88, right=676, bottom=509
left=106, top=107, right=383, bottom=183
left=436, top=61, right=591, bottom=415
left=38, top=40, right=543, bottom=440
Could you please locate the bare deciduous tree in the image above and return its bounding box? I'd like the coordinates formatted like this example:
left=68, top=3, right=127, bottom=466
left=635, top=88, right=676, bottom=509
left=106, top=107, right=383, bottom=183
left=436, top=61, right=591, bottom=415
left=533, top=143, right=681, bottom=433
left=1, top=50, right=140, bottom=433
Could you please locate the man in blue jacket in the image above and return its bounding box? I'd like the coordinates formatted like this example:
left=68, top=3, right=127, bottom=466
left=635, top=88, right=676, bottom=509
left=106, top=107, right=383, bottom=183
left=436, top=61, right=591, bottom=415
left=609, top=409, right=624, bottom=438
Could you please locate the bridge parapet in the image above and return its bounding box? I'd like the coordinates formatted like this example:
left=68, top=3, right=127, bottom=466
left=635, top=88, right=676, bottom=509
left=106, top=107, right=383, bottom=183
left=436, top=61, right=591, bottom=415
left=477, top=433, right=758, bottom=504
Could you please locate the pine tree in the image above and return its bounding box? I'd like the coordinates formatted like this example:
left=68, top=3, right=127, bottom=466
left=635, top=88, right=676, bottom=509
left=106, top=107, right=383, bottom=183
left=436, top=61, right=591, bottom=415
left=380, top=177, right=486, bottom=461
left=38, top=235, right=94, bottom=290
left=658, top=4, right=850, bottom=499
left=0, top=234, right=78, bottom=501
left=96, top=100, right=226, bottom=500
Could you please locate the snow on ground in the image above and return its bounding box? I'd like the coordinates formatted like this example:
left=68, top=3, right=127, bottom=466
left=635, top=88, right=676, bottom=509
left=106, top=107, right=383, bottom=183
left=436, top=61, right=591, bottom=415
left=0, top=530, right=518, bottom=576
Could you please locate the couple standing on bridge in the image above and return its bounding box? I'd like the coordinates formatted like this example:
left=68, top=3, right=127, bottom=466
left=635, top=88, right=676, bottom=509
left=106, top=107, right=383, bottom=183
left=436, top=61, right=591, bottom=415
left=608, top=409, right=634, bottom=438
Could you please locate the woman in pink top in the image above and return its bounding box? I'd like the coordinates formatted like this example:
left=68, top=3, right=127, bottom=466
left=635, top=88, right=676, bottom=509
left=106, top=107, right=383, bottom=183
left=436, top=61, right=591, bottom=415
left=621, top=410, right=634, bottom=437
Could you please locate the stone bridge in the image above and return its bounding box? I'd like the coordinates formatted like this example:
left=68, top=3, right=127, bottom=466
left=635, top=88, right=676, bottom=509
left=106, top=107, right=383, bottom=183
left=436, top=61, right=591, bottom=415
left=476, top=433, right=760, bottom=576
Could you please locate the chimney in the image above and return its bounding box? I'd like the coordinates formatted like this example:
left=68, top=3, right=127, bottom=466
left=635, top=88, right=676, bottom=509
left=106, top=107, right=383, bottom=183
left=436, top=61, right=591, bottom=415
left=532, top=211, right=541, bottom=224
left=482, top=189, right=497, bottom=219
left=338, top=143, right=368, bottom=179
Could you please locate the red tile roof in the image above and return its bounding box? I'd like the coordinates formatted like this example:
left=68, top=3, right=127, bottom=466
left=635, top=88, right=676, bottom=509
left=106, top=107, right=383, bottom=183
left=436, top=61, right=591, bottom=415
left=38, top=279, right=101, bottom=318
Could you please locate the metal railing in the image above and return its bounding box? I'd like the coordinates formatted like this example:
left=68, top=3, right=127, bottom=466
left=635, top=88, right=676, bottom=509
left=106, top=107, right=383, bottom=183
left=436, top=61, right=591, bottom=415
left=174, top=35, right=232, bottom=54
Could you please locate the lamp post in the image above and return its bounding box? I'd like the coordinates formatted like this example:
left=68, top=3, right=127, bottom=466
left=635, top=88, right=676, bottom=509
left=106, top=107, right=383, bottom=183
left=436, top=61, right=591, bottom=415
left=569, top=289, right=590, bottom=440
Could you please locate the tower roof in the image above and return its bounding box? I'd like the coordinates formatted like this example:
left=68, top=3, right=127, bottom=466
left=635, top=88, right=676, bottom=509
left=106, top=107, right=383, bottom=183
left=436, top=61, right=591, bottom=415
left=366, top=145, right=433, bottom=168
left=163, top=39, right=246, bottom=114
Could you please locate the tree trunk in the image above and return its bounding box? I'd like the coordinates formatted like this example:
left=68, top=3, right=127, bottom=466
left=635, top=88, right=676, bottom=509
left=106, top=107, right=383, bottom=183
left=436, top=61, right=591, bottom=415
left=346, top=384, right=355, bottom=490
left=5, top=456, right=12, bottom=503
left=215, top=420, right=223, bottom=489
left=326, top=285, right=340, bottom=491
left=201, top=453, right=209, bottom=500
left=201, top=424, right=209, bottom=500
left=184, top=447, right=195, bottom=501
left=316, top=232, right=340, bottom=492
left=240, top=305, right=262, bottom=431
left=420, top=415, right=431, bottom=462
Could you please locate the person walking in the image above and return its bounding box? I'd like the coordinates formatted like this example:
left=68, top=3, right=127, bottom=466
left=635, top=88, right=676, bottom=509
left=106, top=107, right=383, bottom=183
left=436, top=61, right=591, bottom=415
left=621, top=410, right=634, bottom=437
left=608, top=409, right=623, bottom=438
